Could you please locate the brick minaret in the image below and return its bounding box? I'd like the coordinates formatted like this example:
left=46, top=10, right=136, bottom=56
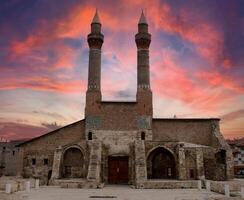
left=85, top=10, right=104, bottom=116
left=135, top=11, right=152, bottom=116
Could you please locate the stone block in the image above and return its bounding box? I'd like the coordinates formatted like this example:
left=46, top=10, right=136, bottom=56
left=35, top=179, right=39, bottom=189
left=206, top=181, right=210, bottom=191
left=5, top=183, right=11, bottom=194
left=198, top=180, right=202, bottom=190
left=241, top=187, right=244, bottom=198
left=224, top=184, right=230, bottom=197
left=25, top=181, right=30, bottom=193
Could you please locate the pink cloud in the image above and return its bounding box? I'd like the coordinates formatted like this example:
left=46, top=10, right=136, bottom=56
left=197, top=71, right=244, bottom=94
left=0, top=77, right=86, bottom=93
left=151, top=50, right=236, bottom=111
left=147, top=2, right=225, bottom=66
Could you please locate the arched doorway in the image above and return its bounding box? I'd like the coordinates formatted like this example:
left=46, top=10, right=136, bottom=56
left=62, top=147, right=84, bottom=178
left=147, top=147, right=176, bottom=179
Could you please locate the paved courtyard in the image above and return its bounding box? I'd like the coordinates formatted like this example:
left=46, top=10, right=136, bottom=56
left=1, top=185, right=227, bottom=200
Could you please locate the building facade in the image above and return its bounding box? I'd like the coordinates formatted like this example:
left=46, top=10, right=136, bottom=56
left=17, top=11, right=234, bottom=188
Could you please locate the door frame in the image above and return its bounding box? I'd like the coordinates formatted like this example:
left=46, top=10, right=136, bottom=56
left=107, top=155, right=129, bottom=184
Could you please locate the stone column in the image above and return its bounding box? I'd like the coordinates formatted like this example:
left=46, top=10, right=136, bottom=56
left=196, top=148, right=205, bottom=179
left=51, top=146, right=62, bottom=179
left=134, top=140, right=147, bottom=188
left=178, top=144, right=186, bottom=180
left=87, top=141, right=102, bottom=183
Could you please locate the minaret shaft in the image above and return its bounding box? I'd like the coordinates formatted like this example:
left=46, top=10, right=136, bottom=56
left=135, top=11, right=152, bottom=116
left=137, top=49, right=150, bottom=89
left=136, top=11, right=151, bottom=91
left=86, top=10, right=103, bottom=93
left=88, top=48, right=101, bottom=91
left=85, top=10, right=103, bottom=116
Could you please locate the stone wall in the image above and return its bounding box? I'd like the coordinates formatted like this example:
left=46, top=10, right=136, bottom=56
left=152, top=119, right=217, bottom=146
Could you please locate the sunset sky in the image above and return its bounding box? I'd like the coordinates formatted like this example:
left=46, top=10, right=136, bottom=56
left=0, top=0, right=244, bottom=140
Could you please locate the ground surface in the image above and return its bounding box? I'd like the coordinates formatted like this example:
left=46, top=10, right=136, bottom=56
left=0, top=185, right=229, bottom=200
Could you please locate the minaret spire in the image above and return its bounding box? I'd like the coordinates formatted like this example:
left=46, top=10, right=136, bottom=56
left=92, top=8, right=101, bottom=24
left=139, top=10, right=147, bottom=24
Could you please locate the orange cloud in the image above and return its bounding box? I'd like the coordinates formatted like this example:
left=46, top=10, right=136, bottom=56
left=0, top=77, right=86, bottom=93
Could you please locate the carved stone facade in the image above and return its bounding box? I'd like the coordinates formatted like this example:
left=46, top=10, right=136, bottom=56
left=17, top=11, right=234, bottom=188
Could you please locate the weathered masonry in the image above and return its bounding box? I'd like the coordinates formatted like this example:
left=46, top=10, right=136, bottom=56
left=17, top=10, right=234, bottom=188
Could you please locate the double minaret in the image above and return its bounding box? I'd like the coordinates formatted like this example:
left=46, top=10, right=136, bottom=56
left=86, top=10, right=152, bottom=116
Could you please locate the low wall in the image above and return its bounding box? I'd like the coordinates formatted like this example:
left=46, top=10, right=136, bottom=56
left=141, top=180, right=198, bottom=189
left=51, top=178, right=104, bottom=189
left=204, top=179, right=244, bottom=197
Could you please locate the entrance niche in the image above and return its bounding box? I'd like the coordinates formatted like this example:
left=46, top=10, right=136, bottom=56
left=147, top=147, right=176, bottom=179
left=185, top=152, right=196, bottom=179
left=108, top=156, right=129, bottom=184
left=62, top=147, right=84, bottom=178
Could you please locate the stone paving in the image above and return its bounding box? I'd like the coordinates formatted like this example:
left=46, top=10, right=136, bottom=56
left=0, top=185, right=229, bottom=200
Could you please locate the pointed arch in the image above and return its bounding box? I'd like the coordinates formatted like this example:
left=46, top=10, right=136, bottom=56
left=147, top=146, right=176, bottom=179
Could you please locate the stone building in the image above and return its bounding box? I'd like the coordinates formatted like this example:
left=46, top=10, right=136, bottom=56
left=0, top=140, right=24, bottom=176
left=17, top=11, right=234, bottom=188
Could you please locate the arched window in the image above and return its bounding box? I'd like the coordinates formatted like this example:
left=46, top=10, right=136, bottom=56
left=88, top=132, right=92, bottom=140
left=141, top=132, right=145, bottom=140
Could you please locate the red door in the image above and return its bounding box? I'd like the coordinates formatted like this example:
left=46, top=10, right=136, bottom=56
left=108, top=156, right=129, bottom=184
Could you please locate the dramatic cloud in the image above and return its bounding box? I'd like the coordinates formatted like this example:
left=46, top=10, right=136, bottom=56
left=0, top=0, right=243, bottom=139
